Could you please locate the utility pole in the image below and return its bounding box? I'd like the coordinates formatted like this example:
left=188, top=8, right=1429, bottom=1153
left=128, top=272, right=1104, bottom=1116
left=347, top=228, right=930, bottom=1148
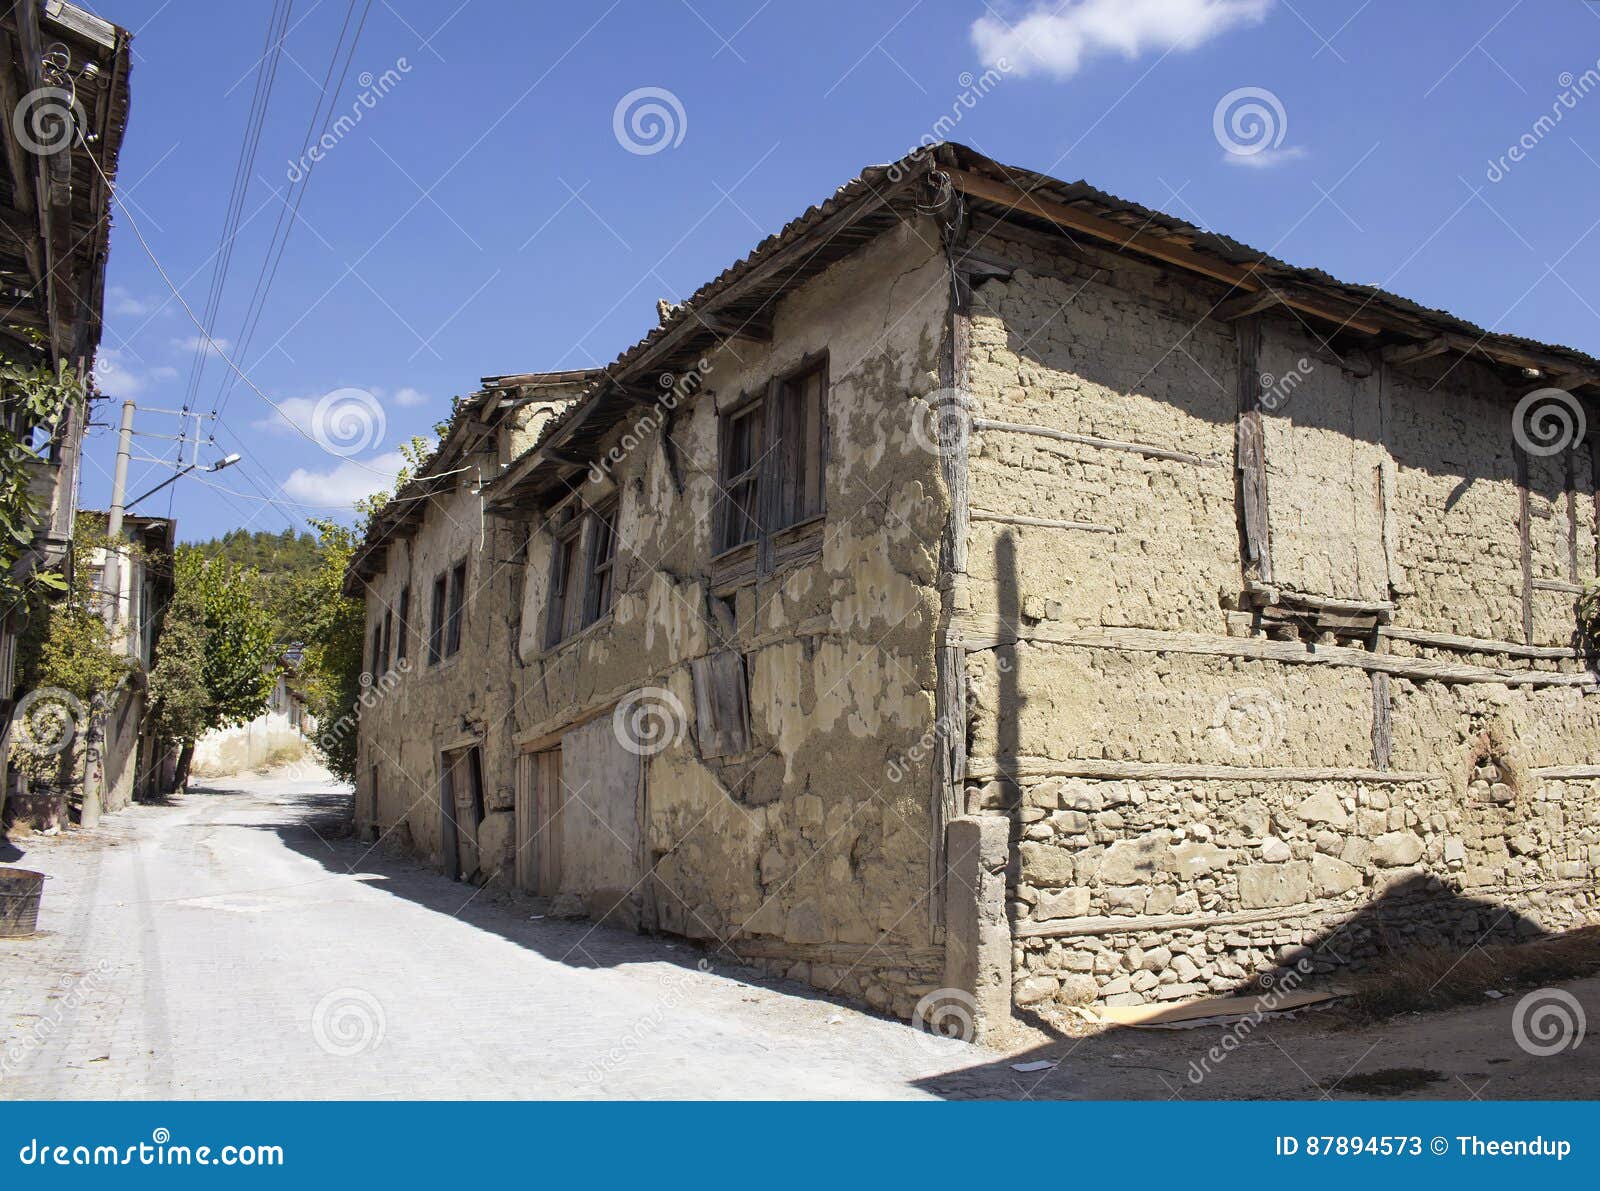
left=83, top=400, right=135, bottom=829
left=101, top=398, right=136, bottom=621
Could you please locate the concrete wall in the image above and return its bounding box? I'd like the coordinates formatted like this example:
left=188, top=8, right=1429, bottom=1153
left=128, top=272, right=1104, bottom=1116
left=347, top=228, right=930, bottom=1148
left=958, top=230, right=1600, bottom=1016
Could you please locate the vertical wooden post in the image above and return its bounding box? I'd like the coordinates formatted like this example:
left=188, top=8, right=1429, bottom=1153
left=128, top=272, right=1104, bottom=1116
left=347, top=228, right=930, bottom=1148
left=1235, top=317, right=1272, bottom=583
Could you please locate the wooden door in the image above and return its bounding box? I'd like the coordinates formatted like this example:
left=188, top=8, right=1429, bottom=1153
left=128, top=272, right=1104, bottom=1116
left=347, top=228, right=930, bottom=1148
left=438, top=753, right=459, bottom=881
left=535, top=748, right=563, bottom=894
left=513, top=751, right=538, bottom=892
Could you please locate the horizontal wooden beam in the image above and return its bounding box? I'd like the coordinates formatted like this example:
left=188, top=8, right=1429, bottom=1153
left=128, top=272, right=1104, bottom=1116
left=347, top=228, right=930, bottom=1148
left=1381, top=336, right=1451, bottom=367
left=944, top=167, right=1385, bottom=336
left=1212, top=288, right=1286, bottom=321
left=966, top=756, right=1441, bottom=784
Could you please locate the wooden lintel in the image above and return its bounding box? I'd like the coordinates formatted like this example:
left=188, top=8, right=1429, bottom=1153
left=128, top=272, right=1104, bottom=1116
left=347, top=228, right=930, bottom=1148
left=943, top=167, right=1385, bottom=335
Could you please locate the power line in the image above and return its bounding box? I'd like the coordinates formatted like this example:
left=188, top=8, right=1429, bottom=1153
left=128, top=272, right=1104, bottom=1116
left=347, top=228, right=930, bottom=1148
left=181, top=0, right=295, bottom=416
left=213, top=0, right=375, bottom=426
left=76, top=128, right=397, bottom=475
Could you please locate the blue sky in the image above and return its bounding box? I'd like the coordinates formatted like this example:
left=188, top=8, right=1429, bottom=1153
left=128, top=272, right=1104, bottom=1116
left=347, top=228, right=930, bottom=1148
left=79, top=0, right=1600, bottom=542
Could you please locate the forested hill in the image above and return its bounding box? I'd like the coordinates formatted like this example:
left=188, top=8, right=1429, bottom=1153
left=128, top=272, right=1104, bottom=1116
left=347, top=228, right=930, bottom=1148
left=189, top=528, right=320, bottom=643
left=191, top=527, right=319, bottom=576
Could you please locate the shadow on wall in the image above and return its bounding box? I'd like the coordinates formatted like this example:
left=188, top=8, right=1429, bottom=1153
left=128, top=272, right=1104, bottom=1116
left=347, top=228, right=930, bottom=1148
left=1232, top=872, right=1550, bottom=996
left=911, top=878, right=1573, bottom=1101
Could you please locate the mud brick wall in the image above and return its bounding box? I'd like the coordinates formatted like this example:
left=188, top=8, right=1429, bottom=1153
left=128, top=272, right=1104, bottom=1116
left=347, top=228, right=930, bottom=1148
left=507, top=220, right=954, bottom=1017
left=957, top=230, right=1600, bottom=1014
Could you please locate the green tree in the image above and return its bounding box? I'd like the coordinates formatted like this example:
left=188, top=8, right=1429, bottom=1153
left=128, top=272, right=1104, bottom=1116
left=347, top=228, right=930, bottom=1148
left=150, top=548, right=280, bottom=790
left=11, top=514, right=130, bottom=785
left=292, top=435, right=431, bottom=783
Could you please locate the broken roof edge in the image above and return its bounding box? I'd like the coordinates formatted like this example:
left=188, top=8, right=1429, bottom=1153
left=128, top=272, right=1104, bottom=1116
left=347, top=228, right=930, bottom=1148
left=347, top=139, right=1600, bottom=597
left=480, top=148, right=944, bottom=513
left=342, top=369, right=598, bottom=595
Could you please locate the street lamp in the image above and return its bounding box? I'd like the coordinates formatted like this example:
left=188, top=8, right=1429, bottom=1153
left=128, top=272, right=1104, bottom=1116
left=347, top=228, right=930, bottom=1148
left=124, top=452, right=241, bottom=511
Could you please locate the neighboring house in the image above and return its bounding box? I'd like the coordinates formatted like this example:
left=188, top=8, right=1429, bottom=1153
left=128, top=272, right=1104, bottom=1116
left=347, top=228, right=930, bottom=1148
left=1, top=2, right=133, bottom=816
left=191, top=651, right=317, bottom=777
left=347, top=143, right=1600, bottom=1033
left=89, top=513, right=174, bottom=811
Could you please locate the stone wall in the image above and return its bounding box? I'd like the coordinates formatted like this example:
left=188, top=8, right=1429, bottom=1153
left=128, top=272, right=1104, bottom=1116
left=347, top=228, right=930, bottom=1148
left=957, top=229, right=1600, bottom=1014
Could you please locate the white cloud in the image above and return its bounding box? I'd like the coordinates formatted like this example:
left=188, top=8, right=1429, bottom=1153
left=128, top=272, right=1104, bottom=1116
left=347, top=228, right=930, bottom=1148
left=254, top=395, right=319, bottom=437
left=972, top=0, right=1273, bottom=78
left=93, top=347, right=147, bottom=396
left=282, top=451, right=407, bottom=510
left=108, top=286, right=159, bottom=318
left=171, top=334, right=232, bottom=356
left=1222, top=144, right=1306, bottom=168
left=392, top=386, right=430, bottom=408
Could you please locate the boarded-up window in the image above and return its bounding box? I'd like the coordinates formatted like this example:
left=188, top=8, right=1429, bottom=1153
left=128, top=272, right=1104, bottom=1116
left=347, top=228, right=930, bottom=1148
left=691, top=650, right=752, bottom=759
left=429, top=574, right=447, bottom=665
left=445, top=561, right=467, bottom=656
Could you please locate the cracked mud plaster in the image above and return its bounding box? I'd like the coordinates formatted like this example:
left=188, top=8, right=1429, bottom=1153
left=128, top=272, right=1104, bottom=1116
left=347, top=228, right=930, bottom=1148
left=960, top=231, right=1600, bottom=1014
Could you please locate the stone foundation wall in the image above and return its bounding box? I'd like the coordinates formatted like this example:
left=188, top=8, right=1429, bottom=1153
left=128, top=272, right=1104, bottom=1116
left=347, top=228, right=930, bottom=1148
left=958, top=230, right=1600, bottom=1015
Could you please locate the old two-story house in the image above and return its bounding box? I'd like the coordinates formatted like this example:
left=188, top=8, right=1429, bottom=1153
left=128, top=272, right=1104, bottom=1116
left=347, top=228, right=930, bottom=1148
left=347, top=143, right=1600, bottom=1034
left=1, top=2, right=133, bottom=820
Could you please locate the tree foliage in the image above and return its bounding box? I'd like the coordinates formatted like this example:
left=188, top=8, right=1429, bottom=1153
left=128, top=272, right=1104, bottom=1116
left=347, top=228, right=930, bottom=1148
left=291, top=435, right=431, bottom=783
left=0, top=355, right=84, bottom=612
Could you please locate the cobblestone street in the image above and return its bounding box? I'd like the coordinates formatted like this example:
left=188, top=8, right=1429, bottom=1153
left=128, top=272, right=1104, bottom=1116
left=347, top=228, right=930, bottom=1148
left=3, top=773, right=1595, bottom=1100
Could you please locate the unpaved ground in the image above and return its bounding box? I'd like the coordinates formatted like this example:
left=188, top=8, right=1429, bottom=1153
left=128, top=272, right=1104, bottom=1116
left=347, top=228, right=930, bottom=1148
left=2, top=771, right=1594, bottom=1100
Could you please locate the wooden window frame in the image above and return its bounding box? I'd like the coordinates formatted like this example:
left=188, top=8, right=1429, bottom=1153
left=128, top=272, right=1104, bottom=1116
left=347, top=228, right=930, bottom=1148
left=544, top=509, right=587, bottom=648
left=396, top=585, right=411, bottom=662
left=381, top=608, right=393, bottom=673
left=714, top=352, right=829, bottom=570
left=715, top=393, right=767, bottom=557
left=583, top=501, right=618, bottom=628
left=428, top=573, right=448, bottom=666
left=444, top=560, right=467, bottom=658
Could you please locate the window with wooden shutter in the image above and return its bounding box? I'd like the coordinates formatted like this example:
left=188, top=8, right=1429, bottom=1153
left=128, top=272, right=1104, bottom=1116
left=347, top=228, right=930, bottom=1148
left=584, top=503, right=617, bottom=626
left=717, top=398, right=765, bottom=554
left=429, top=573, right=448, bottom=665
left=396, top=585, right=411, bottom=661
left=445, top=561, right=467, bottom=656
left=691, top=649, right=752, bottom=759
left=545, top=515, right=585, bottom=647
left=773, top=358, right=827, bottom=531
